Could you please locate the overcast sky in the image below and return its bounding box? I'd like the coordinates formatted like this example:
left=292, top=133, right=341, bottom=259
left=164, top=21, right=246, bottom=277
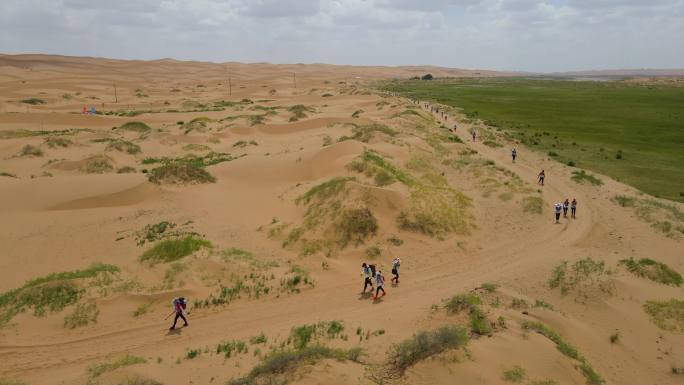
left=1, top=0, right=683, bottom=72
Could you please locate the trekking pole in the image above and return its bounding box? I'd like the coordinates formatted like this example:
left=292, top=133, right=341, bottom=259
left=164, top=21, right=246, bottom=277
left=164, top=311, right=175, bottom=320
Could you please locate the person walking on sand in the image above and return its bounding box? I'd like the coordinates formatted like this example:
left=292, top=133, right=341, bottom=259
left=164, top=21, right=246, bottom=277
left=512, top=148, right=517, bottom=163
left=391, top=257, right=401, bottom=284
left=471, top=129, right=477, bottom=142
left=571, top=198, right=577, bottom=219
left=361, top=263, right=374, bottom=293
left=373, top=270, right=386, bottom=299
left=168, top=297, right=189, bottom=330
left=563, top=198, right=570, bottom=217
left=538, top=170, right=545, bottom=186
left=554, top=203, right=562, bottom=223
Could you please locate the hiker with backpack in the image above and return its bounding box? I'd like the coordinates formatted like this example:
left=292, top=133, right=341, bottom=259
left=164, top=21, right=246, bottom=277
left=511, top=148, right=517, bottom=162
left=361, top=263, right=375, bottom=293
left=538, top=170, right=545, bottom=186
left=374, top=270, right=386, bottom=300
left=571, top=198, right=577, bottom=218
left=554, top=203, right=562, bottom=223
left=391, top=257, right=401, bottom=284
left=563, top=198, right=570, bottom=217
left=168, top=297, right=189, bottom=330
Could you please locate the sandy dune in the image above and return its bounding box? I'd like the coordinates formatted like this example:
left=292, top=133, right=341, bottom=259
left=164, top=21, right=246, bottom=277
left=0, top=55, right=682, bottom=385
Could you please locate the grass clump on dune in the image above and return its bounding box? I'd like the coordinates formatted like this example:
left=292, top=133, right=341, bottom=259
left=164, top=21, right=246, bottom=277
left=521, top=196, right=543, bottom=214
left=387, top=325, right=468, bottom=375
left=398, top=186, right=471, bottom=237
left=88, top=354, right=147, bottom=378
left=443, top=293, right=492, bottom=335
left=0, top=264, right=119, bottom=325
left=348, top=150, right=416, bottom=187
left=227, top=345, right=363, bottom=385
left=288, top=104, right=315, bottom=121
left=337, top=208, right=378, bottom=247
left=147, top=163, right=216, bottom=185
left=142, top=152, right=235, bottom=168
left=183, top=143, right=211, bottom=152
left=571, top=170, right=603, bottom=186
left=82, top=154, right=114, bottom=174
left=619, top=257, right=682, bottom=286
left=18, top=144, right=43, bottom=157
left=44, top=136, right=73, bottom=148
left=296, top=177, right=355, bottom=205
left=643, top=299, right=684, bottom=333
left=548, top=258, right=614, bottom=297
left=21, top=98, right=46, bottom=105
left=117, top=121, right=152, bottom=133
left=63, top=302, right=99, bottom=329
left=140, top=235, right=212, bottom=265
left=502, top=365, right=526, bottom=382
left=106, top=139, right=141, bottom=155
left=338, top=123, right=397, bottom=143
left=522, top=321, right=604, bottom=385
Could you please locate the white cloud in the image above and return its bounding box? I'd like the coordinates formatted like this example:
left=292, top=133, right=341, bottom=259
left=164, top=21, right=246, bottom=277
left=0, top=0, right=682, bottom=71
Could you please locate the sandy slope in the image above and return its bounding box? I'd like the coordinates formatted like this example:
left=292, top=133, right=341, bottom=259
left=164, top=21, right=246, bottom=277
left=0, top=55, right=682, bottom=385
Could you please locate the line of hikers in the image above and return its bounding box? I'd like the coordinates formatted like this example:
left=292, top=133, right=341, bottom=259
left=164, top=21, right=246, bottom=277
left=554, top=198, right=578, bottom=223
left=361, top=257, right=401, bottom=300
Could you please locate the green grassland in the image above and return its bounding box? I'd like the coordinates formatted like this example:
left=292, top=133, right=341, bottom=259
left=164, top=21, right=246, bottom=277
left=382, top=78, right=684, bottom=202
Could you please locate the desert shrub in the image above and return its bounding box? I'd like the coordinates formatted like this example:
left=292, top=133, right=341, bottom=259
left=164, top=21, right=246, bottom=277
left=217, top=340, right=248, bottom=357
left=288, top=104, right=314, bottom=120
left=183, top=143, right=211, bottom=152
left=469, top=306, right=492, bottom=334
left=522, top=196, right=543, bottom=214
left=117, top=166, right=136, bottom=173
left=336, top=208, right=378, bottom=247
left=571, top=170, right=603, bottom=186
left=348, top=150, right=415, bottom=187
left=619, top=257, right=682, bottom=286
left=82, top=155, right=114, bottom=174
left=398, top=186, right=471, bottom=237
left=0, top=264, right=118, bottom=325
left=388, top=325, right=468, bottom=375
left=297, top=177, right=355, bottom=205
left=88, top=355, right=147, bottom=378
left=483, top=140, right=503, bottom=148
left=133, top=303, right=150, bottom=318
left=106, top=139, right=141, bottom=154
left=548, top=258, right=614, bottom=296
left=522, top=321, right=604, bottom=385
left=511, top=298, right=529, bottom=309
left=609, top=330, right=620, bottom=343
left=139, top=235, right=212, bottom=265
left=21, top=98, right=46, bottom=105
left=63, top=302, right=99, bottom=329
left=338, top=124, right=397, bottom=143
left=250, top=333, right=268, bottom=345
left=444, top=293, right=481, bottom=314
left=643, top=299, right=684, bottom=333
left=387, top=235, right=404, bottom=246
left=0, top=172, right=17, bottom=178
left=142, top=151, right=235, bottom=168
left=228, top=345, right=361, bottom=385
left=118, top=121, right=151, bottom=132
left=365, top=244, right=383, bottom=259
left=147, top=163, right=216, bottom=184
left=322, top=135, right=333, bottom=146
left=352, top=109, right=364, bottom=118
left=18, top=145, right=43, bottom=157
left=44, top=136, right=73, bottom=148
left=502, top=365, right=526, bottom=382
left=481, top=282, right=498, bottom=292
left=613, top=195, right=636, bottom=207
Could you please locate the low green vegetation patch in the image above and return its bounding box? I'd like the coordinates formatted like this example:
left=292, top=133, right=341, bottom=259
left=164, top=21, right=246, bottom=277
left=611, top=195, right=684, bottom=237
left=183, top=143, right=211, bottom=152
left=548, top=258, right=614, bottom=297
left=105, top=139, right=141, bottom=155
left=139, top=235, right=212, bottom=265
left=44, top=136, right=73, bottom=148
left=398, top=186, right=471, bottom=237
left=18, top=144, right=43, bottom=157
left=63, top=302, right=99, bottom=329
left=502, top=365, right=526, bottom=382
left=82, top=154, right=114, bottom=174
left=643, top=299, right=684, bottom=333
left=0, top=263, right=119, bottom=326
left=521, top=196, right=543, bottom=214
left=21, top=98, right=46, bottom=105
left=387, top=325, right=469, bottom=375
left=619, top=257, right=682, bottom=286
left=88, top=354, right=147, bottom=378
left=338, top=123, right=397, bottom=143
left=227, top=345, right=363, bottom=385
left=0, top=128, right=92, bottom=140
left=147, top=163, right=216, bottom=184
left=522, top=321, right=604, bottom=385
left=296, top=177, right=355, bottom=205
left=348, top=150, right=416, bottom=187
left=142, top=151, right=235, bottom=168
left=571, top=170, right=603, bottom=186
left=118, top=121, right=152, bottom=132
left=288, top=104, right=315, bottom=121
left=443, top=293, right=492, bottom=335
left=483, top=139, right=503, bottom=148
left=337, top=207, right=379, bottom=247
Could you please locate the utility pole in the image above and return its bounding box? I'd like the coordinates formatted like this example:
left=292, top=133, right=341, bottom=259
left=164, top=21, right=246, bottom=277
left=113, top=84, right=118, bottom=103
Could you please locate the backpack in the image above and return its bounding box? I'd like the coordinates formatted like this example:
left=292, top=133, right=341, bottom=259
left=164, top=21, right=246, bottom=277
left=172, top=297, right=187, bottom=312
left=394, top=258, right=401, bottom=268
left=369, top=264, right=377, bottom=277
